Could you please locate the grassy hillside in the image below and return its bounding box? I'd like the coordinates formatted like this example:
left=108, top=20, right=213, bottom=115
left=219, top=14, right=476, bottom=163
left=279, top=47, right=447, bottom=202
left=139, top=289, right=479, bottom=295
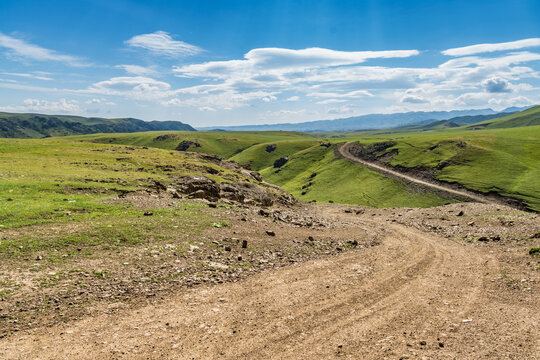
left=0, top=138, right=253, bottom=229
left=81, top=131, right=457, bottom=208
left=67, top=106, right=540, bottom=211
left=466, top=105, right=540, bottom=129
left=0, top=112, right=195, bottom=138
left=73, top=131, right=313, bottom=158
left=261, top=144, right=452, bottom=207
left=341, top=125, right=540, bottom=211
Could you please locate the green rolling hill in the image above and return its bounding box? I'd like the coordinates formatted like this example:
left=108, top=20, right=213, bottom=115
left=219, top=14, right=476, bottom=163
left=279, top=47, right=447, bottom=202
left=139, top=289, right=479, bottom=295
left=0, top=112, right=195, bottom=138
left=466, top=105, right=540, bottom=130
left=6, top=106, right=538, bottom=211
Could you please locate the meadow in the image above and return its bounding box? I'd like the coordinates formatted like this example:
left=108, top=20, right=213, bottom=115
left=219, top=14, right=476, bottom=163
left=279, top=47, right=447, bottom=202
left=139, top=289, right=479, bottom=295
left=71, top=111, right=540, bottom=211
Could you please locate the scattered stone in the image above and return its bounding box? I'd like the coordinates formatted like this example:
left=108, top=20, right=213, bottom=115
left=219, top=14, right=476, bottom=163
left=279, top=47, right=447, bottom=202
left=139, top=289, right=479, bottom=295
left=457, top=210, right=464, bottom=216
left=439, top=342, right=444, bottom=348
left=175, top=140, right=201, bottom=151
left=35, top=255, right=42, bottom=261
left=308, top=236, right=314, bottom=241
left=143, top=212, right=153, bottom=216
left=477, top=236, right=489, bottom=242
left=242, top=240, right=248, bottom=249
left=266, top=230, right=276, bottom=236
left=347, top=240, right=358, bottom=246
left=208, top=202, right=217, bottom=208
left=249, top=171, right=262, bottom=182
left=258, top=209, right=270, bottom=217
left=224, top=246, right=232, bottom=252
left=420, top=341, right=426, bottom=346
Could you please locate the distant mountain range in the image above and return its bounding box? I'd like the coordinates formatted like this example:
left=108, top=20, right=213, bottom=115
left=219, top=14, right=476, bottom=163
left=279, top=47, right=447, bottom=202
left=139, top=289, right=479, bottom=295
left=200, top=106, right=533, bottom=132
left=0, top=112, right=195, bottom=138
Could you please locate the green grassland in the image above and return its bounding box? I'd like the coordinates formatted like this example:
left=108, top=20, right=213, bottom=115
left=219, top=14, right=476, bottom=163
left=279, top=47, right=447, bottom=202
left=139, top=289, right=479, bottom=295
left=260, top=144, right=451, bottom=207
left=339, top=125, right=540, bottom=211
left=465, top=105, right=540, bottom=129
left=62, top=106, right=540, bottom=211
left=0, top=138, right=251, bottom=230
left=76, top=130, right=457, bottom=208
left=70, top=131, right=312, bottom=158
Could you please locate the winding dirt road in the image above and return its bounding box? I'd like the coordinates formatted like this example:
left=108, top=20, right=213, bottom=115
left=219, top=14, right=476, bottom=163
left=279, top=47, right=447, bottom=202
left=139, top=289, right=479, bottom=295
left=1, top=207, right=538, bottom=359
left=337, top=142, right=492, bottom=203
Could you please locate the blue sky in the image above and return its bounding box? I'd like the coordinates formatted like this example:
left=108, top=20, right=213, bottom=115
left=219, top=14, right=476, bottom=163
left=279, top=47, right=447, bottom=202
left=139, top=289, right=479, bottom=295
left=0, top=0, right=539, bottom=127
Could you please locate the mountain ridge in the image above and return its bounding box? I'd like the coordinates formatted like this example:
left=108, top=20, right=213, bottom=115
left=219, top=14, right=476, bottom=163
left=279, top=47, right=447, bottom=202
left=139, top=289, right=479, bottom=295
left=0, top=112, right=196, bottom=138
left=199, top=106, right=532, bottom=132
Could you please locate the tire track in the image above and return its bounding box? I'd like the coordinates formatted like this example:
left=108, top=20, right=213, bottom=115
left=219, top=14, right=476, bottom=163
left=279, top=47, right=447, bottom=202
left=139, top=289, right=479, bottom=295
left=1, top=216, right=500, bottom=360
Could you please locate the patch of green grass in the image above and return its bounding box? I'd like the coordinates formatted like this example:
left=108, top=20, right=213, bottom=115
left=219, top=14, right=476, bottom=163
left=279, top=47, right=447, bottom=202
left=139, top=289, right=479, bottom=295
left=529, top=247, right=540, bottom=256
left=63, top=122, right=539, bottom=211
left=337, top=125, right=540, bottom=211
left=0, top=138, right=249, bottom=228
left=0, top=205, right=214, bottom=260
left=262, top=144, right=453, bottom=207
left=465, top=105, right=540, bottom=129
left=69, top=131, right=312, bottom=158
left=230, top=138, right=321, bottom=170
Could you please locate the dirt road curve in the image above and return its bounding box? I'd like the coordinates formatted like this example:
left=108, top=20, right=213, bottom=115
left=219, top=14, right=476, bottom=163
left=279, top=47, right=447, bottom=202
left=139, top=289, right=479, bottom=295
left=1, top=208, right=538, bottom=359
left=337, top=142, right=491, bottom=204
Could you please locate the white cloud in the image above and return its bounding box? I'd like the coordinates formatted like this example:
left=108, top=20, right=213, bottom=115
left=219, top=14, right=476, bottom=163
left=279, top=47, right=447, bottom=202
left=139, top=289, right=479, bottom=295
left=482, top=77, right=511, bottom=93
left=442, top=38, right=540, bottom=56
left=116, top=64, right=157, bottom=76
left=400, top=88, right=430, bottom=104
left=316, top=99, right=347, bottom=104
left=85, top=98, right=115, bottom=105
left=262, top=95, right=277, bottom=102
left=286, top=95, right=299, bottom=101
left=327, top=105, right=357, bottom=115
left=308, top=90, right=373, bottom=98
left=0, top=98, right=80, bottom=113
left=1, top=72, right=53, bottom=80
left=0, top=32, right=86, bottom=66
left=87, top=76, right=172, bottom=100
left=174, top=47, right=419, bottom=79
left=125, top=31, right=201, bottom=57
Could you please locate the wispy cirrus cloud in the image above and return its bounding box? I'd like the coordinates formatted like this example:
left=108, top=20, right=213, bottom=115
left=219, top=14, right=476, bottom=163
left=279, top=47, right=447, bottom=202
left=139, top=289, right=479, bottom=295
left=442, top=38, right=540, bottom=56
left=0, top=32, right=87, bottom=66
left=116, top=64, right=157, bottom=76
left=174, top=47, right=419, bottom=78
left=125, top=31, right=202, bottom=57
left=1, top=72, right=53, bottom=81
